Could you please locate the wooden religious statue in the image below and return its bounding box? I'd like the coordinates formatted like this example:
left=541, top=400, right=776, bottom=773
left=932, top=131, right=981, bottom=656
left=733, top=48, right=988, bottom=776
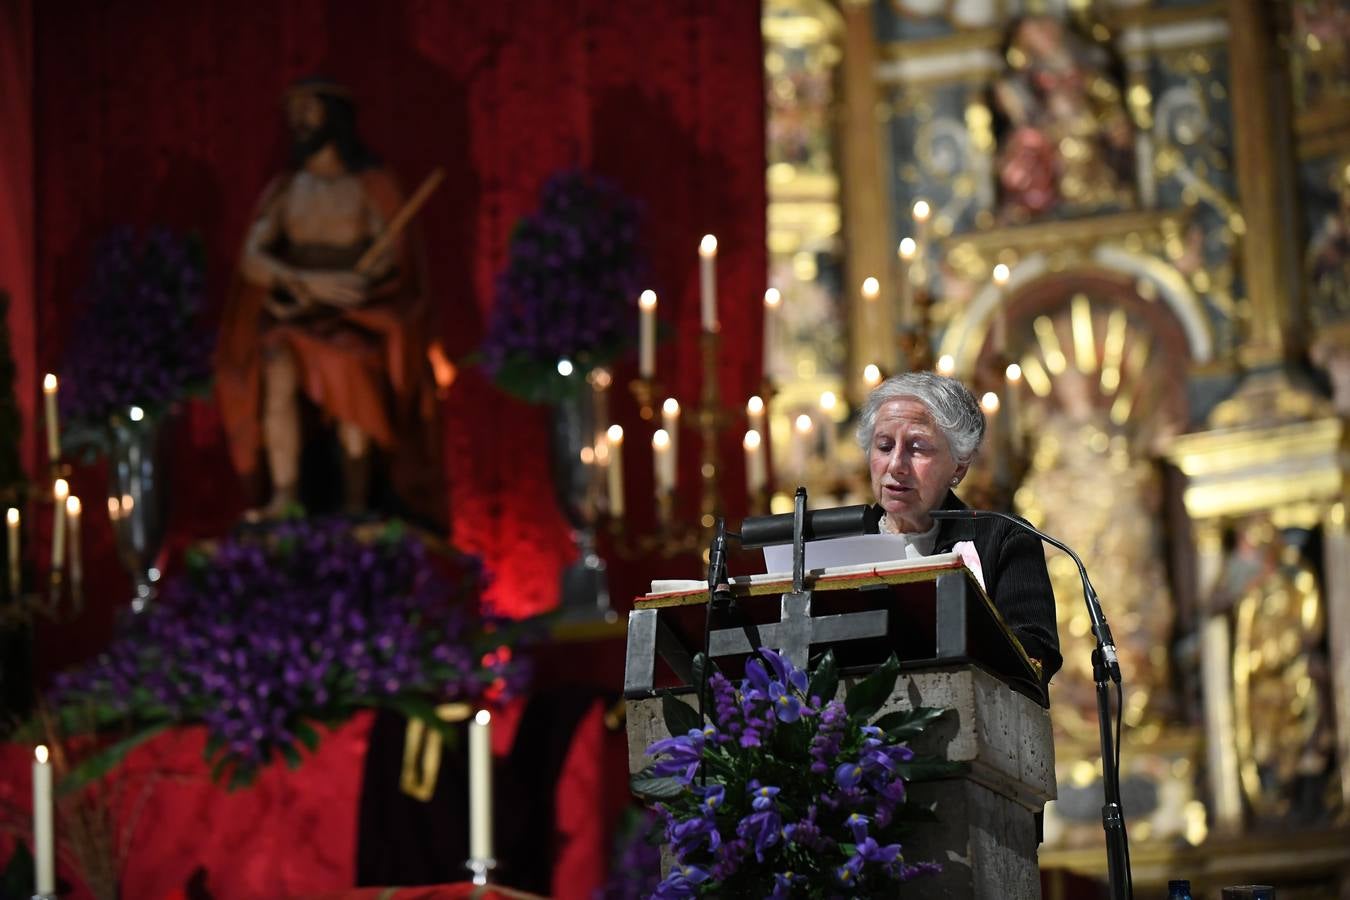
left=216, top=77, right=447, bottom=527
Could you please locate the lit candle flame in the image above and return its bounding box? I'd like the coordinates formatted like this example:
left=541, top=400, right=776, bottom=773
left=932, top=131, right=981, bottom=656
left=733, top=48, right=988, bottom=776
left=861, top=277, right=880, bottom=300
left=936, top=355, right=956, bottom=376
left=862, top=364, right=882, bottom=386
left=606, top=424, right=624, bottom=445
left=663, top=398, right=680, bottom=416
left=746, top=396, right=765, bottom=415
left=35, top=745, right=49, bottom=764
left=794, top=414, right=814, bottom=434
left=42, top=374, right=57, bottom=394
left=992, top=263, right=1011, bottom=286
left=53, top=479, right=69, bottom=502
left=912, top=199, right=931, bottom=223
left=898, top=237, right=917, bottom=260
left=639, top=289, right=657, bottom=310
left=1006, top=363, right=1023, bottom=382
left=763, top=288, right=781, bottom=308
left=743, top=430, right=762, bottom=451
left=819, top=391, right=837, bottom=412
left=980, top=391, right=1001, bottom=414
left=699, top=234, right=718, bottom=256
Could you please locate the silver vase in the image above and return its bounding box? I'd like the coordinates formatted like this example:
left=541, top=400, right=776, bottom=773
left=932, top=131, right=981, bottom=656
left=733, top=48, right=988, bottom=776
left=106, top=415, right=167, bottom=614
left=550, top=386, right=611, bottom=619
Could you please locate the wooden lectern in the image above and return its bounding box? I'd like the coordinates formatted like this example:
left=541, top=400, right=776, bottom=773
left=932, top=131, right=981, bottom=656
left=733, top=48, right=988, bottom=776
left=624, top=553, right=1056, bottom=899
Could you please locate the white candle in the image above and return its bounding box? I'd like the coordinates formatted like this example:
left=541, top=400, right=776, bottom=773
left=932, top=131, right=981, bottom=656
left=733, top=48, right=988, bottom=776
left=42, top=374, right=60, bottom=462
left=606, top=425, right=624, bottom=519
left=763, top=288, right=781, bottom=373
left=661, top=398, right=679, bottom=485
left=897, top=238, right=917, bottom=327
left=653, top=429, right=674, bottom=495
left=468, top=710, right=493, bottom=862
left=744, top=430, right=766, bottom=495
left=6, top=508, right=18, bottom=600
left=793, top=413, right=814, bottom=483
left=51, top=480, right=68, bottom=573
left=698, top=235, right=718, bottom=333
left=746, top=395, right=766, bottom=436
left=819, top=391, right=839, bottom=461
left=992, top=263, right=1011, bottom=354
left=66, top=496, right=82, bottom=591
left=638, top=290, right=657, bottom=379
left=33, top=744, right=54, bottom=895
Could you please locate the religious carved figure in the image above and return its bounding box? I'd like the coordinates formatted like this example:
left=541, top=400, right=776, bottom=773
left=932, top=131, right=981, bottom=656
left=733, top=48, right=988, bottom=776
left=991, top=16, right=1135, bottom=222
left=216, top=78, right=444, bottom=525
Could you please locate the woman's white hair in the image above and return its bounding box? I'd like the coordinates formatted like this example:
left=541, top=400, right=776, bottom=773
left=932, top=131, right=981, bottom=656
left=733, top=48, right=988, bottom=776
left=854, top=372, right=986, bottom=464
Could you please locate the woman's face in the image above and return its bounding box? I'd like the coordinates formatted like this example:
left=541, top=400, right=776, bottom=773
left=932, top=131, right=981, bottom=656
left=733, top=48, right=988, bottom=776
left=868, top=398, right=968, bottom=533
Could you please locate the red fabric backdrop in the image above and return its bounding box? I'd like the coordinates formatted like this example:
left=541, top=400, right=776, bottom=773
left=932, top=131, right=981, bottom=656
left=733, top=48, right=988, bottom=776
left=21, top=0, right=766, bottom=669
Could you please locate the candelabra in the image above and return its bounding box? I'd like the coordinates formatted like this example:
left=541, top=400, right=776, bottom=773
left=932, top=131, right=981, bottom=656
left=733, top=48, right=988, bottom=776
left=2, top=465, right=85, bottom=631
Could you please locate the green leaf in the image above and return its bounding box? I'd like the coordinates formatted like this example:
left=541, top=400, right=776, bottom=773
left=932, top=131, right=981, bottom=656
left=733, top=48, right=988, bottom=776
left=57, top=722, right=171, bottom=797
left=227, top=763, right=258, bottom=792
left=630, top=773, right=686, bottom=802
left=807, top=649, right=839, bottom=704
left=844, top=654, right=901, bottom=721
left=279, top=742, right=303, bottom=770
left=662, top=693, right=703, bottom=737
left=873, top=706, right=949, bottom=740
left=294, top=720, right=321, bottom=753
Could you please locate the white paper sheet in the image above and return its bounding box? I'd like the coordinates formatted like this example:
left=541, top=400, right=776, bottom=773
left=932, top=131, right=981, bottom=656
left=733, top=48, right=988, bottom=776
left=762, top=533, right=919, bottom=574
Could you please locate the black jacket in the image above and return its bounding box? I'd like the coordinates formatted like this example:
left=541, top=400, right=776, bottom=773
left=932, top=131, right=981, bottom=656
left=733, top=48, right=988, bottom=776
left=931, top=491, right=1063, bottom=684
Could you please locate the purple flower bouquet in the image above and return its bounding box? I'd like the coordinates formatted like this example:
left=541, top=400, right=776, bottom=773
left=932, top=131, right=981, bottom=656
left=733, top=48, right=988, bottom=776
left=480, top=170, right=644, bottom=404
left=632, top=650, right=954, bottom=898
left=49, top=517, right=530, bottom=788
left=58, top=226, right=214, bottom=456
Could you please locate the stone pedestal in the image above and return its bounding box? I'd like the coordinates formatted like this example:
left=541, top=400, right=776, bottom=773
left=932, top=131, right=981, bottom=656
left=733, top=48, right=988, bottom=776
left=626, top=664, right=1055, bottom=899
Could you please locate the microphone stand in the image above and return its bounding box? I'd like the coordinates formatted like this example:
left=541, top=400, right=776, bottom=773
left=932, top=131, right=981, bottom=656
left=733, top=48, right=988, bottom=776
left=930, top=509, right=1132, bottom=900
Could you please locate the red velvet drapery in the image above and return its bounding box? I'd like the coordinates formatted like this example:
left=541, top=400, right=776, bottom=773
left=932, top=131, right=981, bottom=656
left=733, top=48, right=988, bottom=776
left=20, top=0, right=766, bottom=668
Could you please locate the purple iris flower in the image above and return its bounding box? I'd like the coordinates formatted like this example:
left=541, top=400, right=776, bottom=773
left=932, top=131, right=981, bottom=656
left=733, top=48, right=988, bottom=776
left=735, top=808, right=783, bottom=861
left=758, top=647, right=809, bottom=694
left=768, top=681, right=803, bottom=723
left=652, top=863, right=711, bottom=900
left=698, top=782, right=725, bottom=812
left=835, top=759, right=864, bottom=789
left=647, top=727, right=707, bottom=785
left=855, top=836, right=903, bottom=865
left=748, top=781, right=781, bottom=811
left=668, top=812, right=721, bottom=856
left=846, top=811, right=870, bottom=843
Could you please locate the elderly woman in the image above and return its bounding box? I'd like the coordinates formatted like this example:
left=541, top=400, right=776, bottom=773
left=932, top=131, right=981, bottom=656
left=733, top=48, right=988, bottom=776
left=857, top=371, right=1062, bottom=682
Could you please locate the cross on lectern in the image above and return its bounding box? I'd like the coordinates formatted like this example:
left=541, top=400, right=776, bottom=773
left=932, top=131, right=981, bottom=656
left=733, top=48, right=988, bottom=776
left=706, top=590, right=888, bottom=670
left=623, top=588, right=891, bottom=698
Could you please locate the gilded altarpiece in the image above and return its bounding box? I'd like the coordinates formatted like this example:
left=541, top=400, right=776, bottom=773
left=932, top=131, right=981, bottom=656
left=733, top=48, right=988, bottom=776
left=858, top=0, right=1350, bottom=891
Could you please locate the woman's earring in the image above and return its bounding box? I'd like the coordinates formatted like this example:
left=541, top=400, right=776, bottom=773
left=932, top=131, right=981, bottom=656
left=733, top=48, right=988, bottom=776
left=950, top=478, right=960, bottom=486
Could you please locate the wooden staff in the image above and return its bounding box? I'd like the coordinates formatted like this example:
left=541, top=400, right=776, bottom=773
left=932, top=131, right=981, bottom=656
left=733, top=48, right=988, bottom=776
left=354, top=166, right=445, bottom=276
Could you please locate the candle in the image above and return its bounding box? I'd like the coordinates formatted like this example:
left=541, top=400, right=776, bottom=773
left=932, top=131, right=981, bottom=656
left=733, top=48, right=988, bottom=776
left=6, top=507, right=18, bottom=600
left=33, top=744, right=54, bottom=896
left=992, top=263, right=1011, bottom=354
left=661, top=398, right=679, bottom=480
left=42, top=374, right=60, bottom=462
left=763, top=288, right=781, bottom=370
left=1005, top=363, right=1023, bottom=453
left=819, top=391, right=839, bottom=460
left=746, top=395, right=766, bottom=436
left=51, top=480, right=68, bottom=574
left=638, top=290, right=657, bottom=379
left=793, top=413, right=814, bottom=483
left=653, top=429, right=674, bottom=495
left=468, top=710, right=493, bottom=862
left=744, top=430, right=766, bottom=495
left=698, top=234, right=718, bottom=333
left=66, top=496, right=82, bottom=591
left=606, top=425, right=624, bottom=518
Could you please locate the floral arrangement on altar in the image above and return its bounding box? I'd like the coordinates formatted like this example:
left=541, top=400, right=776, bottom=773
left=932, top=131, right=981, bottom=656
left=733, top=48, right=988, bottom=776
left=46, top=517, right=529, bottom=788
left=58, top=226, right=214, bottom=456
left=632, top=649, right=957, bottom=899
left=479, top=169, right=644, bottom=404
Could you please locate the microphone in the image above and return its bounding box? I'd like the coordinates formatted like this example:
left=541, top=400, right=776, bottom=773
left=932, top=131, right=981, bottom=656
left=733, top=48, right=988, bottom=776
left=932, top=507, right=1132, bottom=899
left=706, top=517, right=732, bottom=608
left=740, top=503, right=883, bottom=550
left=928, top=508, right=1119, bottom=679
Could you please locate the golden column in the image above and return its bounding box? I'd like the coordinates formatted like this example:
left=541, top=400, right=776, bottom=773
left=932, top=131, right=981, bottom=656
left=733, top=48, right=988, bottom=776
left=1226, top=0, right=1304, bottom=365
left=838, top=0, right=895, bottom=402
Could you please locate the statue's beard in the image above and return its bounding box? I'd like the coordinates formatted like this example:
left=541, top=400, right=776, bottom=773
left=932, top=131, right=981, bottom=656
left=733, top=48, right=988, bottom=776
left=290, top=123, right=333, bottom=167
